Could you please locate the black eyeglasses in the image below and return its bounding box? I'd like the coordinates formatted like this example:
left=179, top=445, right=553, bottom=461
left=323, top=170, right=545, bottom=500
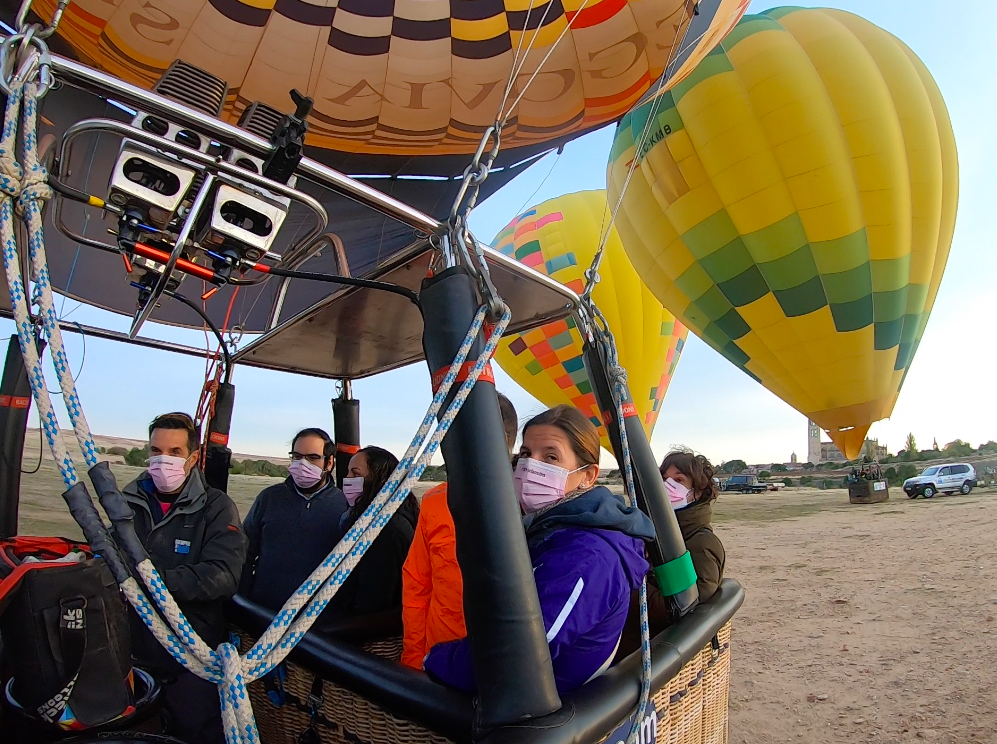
left=289, top=452, right=325, bottom=463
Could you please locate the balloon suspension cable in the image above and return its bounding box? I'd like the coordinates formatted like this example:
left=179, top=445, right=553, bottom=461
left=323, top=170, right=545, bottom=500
left=581, top=3, right=704, bottom=300
left=582, top=301, right=653, bottom=744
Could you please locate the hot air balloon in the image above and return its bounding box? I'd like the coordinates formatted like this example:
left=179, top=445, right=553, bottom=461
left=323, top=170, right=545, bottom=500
left=492, top=190, right=688, bottom=451
left=30, top=0, right=749, bottom=157
left=607, top=7, right=958, bottom=459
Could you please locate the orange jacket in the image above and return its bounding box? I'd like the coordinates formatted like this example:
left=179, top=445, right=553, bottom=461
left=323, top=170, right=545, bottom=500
left=401, top=484, right=466, bottom=669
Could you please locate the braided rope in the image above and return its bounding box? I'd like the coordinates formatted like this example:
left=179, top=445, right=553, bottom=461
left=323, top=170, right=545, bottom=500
left=591, top=305, right=652, bottom=744
left=17, top=83, right=99, bottom=468
left=1, top=78, right=224, bottom=681
left=0, top=81, right=79, bottom=486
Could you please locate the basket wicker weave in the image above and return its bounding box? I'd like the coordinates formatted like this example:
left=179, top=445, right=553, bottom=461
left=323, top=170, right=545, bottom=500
left=236, top=621, right=732, bottom=744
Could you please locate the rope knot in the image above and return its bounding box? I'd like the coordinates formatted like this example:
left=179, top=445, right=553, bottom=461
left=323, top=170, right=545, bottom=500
left=0, top=151, right=22, bottom=199
left=609, top=363, right=628, bottom=391
left=16, top=166, right=52, bottom=215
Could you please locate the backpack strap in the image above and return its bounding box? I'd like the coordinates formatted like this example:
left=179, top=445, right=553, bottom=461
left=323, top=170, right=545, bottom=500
left=35, top=596, right=88, bottom=724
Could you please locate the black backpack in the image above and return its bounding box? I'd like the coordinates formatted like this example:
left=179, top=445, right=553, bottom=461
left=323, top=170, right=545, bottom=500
left=0, top=536, right=135, bottom=731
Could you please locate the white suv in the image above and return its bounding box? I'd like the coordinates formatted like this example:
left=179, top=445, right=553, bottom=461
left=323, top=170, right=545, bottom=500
left=903, top=463, right=977, bottom=499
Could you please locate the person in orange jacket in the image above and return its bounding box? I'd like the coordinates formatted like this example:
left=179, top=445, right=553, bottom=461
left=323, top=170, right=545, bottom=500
left=401, top=392, right=520, bottom=669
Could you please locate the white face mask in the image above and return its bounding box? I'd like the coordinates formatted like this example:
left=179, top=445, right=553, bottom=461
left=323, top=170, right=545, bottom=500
left=148, top=454, right=191, bottom=494
left=342, top=477, right=365, bottom=506
left=513, top=458, right=587, bottom=514
left=289, top=458, right=324, bottom=489
left=665, top=477, right=692, bottom=510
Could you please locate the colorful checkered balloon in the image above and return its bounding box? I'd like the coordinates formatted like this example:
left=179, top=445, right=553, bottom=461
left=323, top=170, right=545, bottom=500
left=493, top=190, right=687, bottom=452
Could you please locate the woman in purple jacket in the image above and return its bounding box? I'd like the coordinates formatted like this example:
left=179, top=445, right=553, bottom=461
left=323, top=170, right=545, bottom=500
left=424, top=405, right=655, bottom=693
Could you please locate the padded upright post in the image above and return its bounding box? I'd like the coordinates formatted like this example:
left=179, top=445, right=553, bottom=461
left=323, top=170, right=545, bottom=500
left=332, top=387, right=360, bottom=488
left=583, top=340, right=699, bottom=616
left=203, top=382, right=235, bottom=493
left=0, top=336, right=32, bottom=538
left=421, top=267, right=561, bottom=729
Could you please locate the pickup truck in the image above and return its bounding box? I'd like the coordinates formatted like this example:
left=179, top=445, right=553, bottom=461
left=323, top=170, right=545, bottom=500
left=722, top=474, right=768, bottom=493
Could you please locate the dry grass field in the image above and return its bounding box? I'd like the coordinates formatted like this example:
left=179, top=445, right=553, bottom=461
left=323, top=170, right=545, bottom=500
left=10, top=435, right=997, bottom=744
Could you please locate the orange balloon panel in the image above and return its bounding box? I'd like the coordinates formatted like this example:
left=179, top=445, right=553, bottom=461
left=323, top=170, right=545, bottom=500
left=492, top=190, right=687, bottom=451
left=35, top=0, right=749, bottom=156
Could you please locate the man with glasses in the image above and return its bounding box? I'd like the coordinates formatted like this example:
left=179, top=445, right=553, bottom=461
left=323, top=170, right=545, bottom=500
left=121, top=412, right=247, bottom=744
left=239, top=427, right=348, bottom=612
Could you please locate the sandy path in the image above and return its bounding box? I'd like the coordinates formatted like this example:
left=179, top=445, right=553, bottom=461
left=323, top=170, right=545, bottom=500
left=717, top=487, right=997, bottom=744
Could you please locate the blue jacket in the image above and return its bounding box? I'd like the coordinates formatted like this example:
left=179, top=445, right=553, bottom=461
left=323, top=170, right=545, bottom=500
left=423, top=486, right=653, bottom=692
left=239, top=477, right=348, bottom=612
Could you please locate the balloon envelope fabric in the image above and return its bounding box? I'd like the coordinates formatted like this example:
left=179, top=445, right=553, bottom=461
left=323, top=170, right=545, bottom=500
left=33, top=0, right=749, bottom=156
left=607, top=7, right=957, bottom=459
left=492, top=190, right=688, bottom=452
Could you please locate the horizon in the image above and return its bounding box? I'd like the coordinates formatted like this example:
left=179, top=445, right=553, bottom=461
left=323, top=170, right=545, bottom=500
left=2, top=0, right=992, bottom=469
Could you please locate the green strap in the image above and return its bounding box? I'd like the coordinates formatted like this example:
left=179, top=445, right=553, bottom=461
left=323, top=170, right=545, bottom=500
left=653, top=551, right=697, bottom=596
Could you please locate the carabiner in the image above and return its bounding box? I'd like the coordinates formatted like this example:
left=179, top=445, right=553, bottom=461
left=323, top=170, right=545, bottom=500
left=16, top=0, right=69, bottom=39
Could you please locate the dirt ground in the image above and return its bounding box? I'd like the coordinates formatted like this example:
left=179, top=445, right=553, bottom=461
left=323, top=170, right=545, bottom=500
left=10, top=437, right=997, bottom=743
left=717, top=487, right=997, bottom=744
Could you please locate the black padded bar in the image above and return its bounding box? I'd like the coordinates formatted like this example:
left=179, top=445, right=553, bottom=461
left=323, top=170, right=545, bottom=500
left=332, top=395, right=360, bottom=488
left=0, top=336, right=31, bottom=538
left=583, top=340, right=699, bottom=614
left=228, top=582, right=743, bottom=744
left=61, top=480, right=132, bottom=584
left=88, top=461, right=150, bottom=566
left=421, top=267, right=561, bottom=728
left=478, top=579, right=744, bottom=744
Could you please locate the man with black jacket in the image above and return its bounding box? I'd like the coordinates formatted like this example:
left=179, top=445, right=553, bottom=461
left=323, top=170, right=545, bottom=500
left=239, top=427, right=348, bottom=611
left=121, top=412, right=247, bottom=744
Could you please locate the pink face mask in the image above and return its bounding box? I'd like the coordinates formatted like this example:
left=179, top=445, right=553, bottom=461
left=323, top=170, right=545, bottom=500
left=289, top=459, right=324, bottom=489
left=147, top=454, right=190, bottom=494
left=342, top=477, right=365, bottom=506
left=664, top=477, right=692, bottom=510
left=514, top=458, right=586, bottom=514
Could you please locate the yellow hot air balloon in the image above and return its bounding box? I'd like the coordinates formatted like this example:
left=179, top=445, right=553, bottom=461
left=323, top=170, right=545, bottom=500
left=607, top=7, right=958, bottom=459
left=492, top=190, right=688, bottom=451
left=33, top=0, right=749, bottom=156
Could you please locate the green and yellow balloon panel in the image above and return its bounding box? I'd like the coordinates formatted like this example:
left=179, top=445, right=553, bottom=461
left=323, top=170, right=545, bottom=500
left=608, top=7, right=957, bottom=458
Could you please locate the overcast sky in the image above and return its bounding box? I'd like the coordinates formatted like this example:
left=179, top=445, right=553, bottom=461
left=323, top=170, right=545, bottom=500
left=3, top=0, right=992, bottom=468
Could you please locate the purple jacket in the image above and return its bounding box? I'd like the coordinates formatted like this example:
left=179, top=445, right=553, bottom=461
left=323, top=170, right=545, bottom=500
left=424, top=486, right=653, bottom=693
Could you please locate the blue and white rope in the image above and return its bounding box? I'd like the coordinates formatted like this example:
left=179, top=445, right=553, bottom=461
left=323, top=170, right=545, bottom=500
left=592, top=305, right=652, bottom=744
left=7, top=77, right=221, bottom=677
left=17, top=85, right=99, bottom=469
left=0, top=77, right=219, bottom=683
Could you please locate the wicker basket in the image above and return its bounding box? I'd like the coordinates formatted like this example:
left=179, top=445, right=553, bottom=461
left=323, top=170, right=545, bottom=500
left=237, top=621, right=732, bottom=744
left=650, top=621, right=732, bottom=744
left=234, top=631, right=454, bottom=744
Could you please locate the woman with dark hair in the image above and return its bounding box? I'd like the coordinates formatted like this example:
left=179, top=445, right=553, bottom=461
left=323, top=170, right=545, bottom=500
left=659, top=450, right=725, bottom=601
left=323, top=445, right=420, bottom=617
left=617, top=449, right=725, bottom=659
left=424, top=405, right=655, bottom=693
